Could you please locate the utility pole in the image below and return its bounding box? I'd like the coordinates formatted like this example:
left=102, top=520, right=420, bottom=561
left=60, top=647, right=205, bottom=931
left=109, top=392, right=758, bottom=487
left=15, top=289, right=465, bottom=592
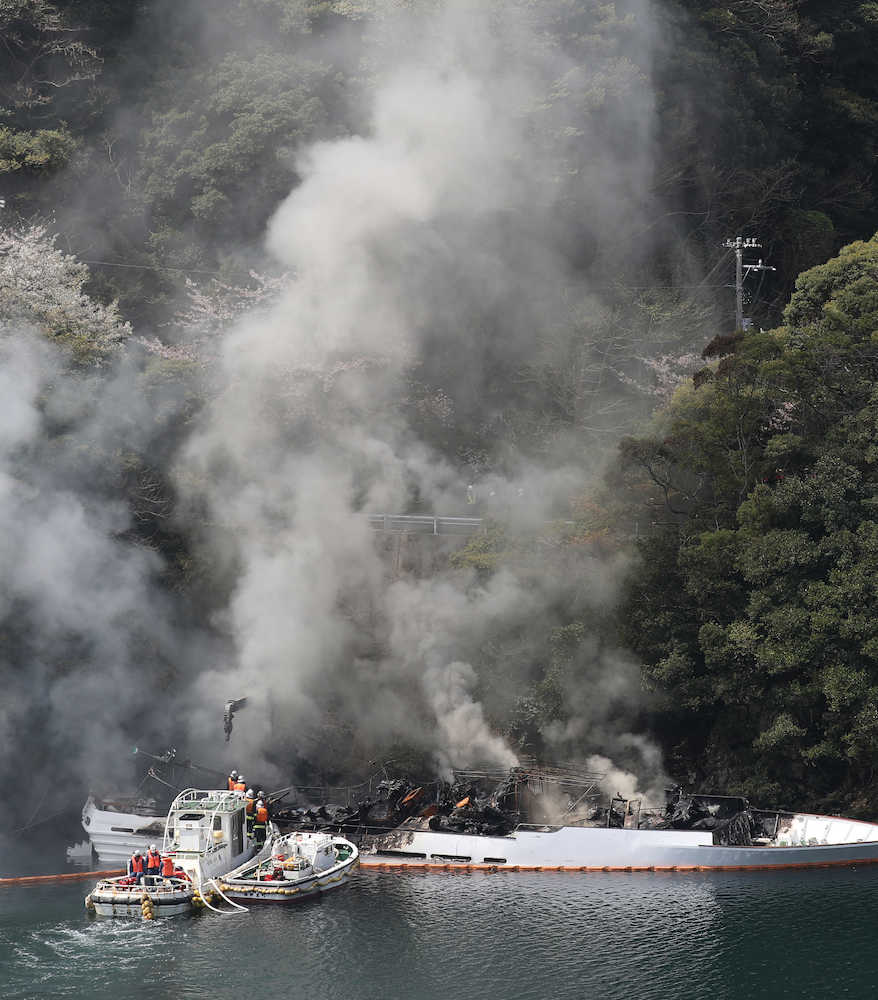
left=723, top=236, right=775, bottom=331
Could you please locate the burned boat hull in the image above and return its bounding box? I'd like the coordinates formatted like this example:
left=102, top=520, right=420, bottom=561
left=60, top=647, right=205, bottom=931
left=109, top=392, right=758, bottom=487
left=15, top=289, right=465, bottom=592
left=81, top=795, right=166, bottom=865
left=360, top=812, right=878, bottom=871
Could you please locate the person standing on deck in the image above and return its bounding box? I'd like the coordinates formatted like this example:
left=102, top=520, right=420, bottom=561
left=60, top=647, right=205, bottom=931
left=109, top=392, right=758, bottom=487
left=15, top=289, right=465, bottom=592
left=128, top=851, right=144, bottom=884
left=245, top=788, right=256, bottom=837
left=253, top=799, right=269, bottom=845
left=234, top=774, right=247, bottom=793
left=145, top=844, right=161, bottom=878
left=161, top=855, right=175, bottom=879
left=227, top=769, right=239, bottom=791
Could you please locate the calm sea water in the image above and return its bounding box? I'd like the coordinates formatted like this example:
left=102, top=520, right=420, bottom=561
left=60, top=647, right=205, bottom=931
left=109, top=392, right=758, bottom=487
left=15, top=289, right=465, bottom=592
left=3, top=836, right=878, bottom=1000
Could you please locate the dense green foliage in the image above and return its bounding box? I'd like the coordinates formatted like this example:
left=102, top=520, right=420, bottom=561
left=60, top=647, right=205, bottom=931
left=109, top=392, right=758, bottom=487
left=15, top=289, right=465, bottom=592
left=618, top=234, right=878, bottom=812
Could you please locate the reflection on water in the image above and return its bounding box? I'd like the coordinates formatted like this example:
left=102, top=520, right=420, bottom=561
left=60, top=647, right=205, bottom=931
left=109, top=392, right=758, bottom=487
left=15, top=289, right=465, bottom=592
left=3, top=861, right=878, bottom=999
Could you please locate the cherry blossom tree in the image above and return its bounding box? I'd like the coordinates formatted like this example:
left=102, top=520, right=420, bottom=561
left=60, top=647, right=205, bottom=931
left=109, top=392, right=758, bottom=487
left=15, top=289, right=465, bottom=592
left=0, top=223, right=130, bottom=364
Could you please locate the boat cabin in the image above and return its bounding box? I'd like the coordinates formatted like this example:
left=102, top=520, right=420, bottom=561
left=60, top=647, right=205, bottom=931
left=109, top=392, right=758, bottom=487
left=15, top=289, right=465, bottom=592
left=284, top=832, right=338, bottom=873
left=242, top=831, right=341, bottom=884
left=162, top=789, right=251, bottom=879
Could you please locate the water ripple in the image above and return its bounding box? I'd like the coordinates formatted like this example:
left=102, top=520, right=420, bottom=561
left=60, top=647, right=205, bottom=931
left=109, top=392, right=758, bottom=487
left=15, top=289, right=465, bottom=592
left=4, top=867, right=878, bottom=999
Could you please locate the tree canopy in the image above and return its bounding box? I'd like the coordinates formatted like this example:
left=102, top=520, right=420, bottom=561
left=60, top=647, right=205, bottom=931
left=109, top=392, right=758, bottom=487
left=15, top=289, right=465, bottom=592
left=617, top=233, right=878, bottom=811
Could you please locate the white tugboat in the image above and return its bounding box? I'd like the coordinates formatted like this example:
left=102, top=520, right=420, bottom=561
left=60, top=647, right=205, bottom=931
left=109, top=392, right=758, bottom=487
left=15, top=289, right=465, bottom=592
left=86, top=788, right=273, bottom=917
left=217, top=831, right=359, bottom=905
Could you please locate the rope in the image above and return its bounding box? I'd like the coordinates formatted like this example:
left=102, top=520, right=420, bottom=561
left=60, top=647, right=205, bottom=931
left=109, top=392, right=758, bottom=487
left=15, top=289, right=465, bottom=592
left=208, top=877, right=249, bottom=912
left=147, top=769, right=179, bottom=790
left=11, top=804, right=79, bottom=835
left=192, top=862, right=246, bottom=915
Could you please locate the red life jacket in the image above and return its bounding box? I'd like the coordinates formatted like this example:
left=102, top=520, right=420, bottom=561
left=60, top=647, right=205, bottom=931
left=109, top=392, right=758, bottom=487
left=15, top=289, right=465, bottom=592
left=161, top=856, right=175, bottom=877
left=146, top=850, right=161, bottom=869
left=131, top=855, right=144, bottom=874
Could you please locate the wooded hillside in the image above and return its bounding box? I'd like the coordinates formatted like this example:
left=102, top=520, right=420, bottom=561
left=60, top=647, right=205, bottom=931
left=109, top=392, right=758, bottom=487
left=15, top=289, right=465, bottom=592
left=3, top=0, right=878, bottom=817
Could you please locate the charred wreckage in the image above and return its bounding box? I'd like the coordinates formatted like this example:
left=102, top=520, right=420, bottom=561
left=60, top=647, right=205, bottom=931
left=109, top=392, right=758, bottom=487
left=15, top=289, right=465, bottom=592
left=272, top=764, right=771, bottom=849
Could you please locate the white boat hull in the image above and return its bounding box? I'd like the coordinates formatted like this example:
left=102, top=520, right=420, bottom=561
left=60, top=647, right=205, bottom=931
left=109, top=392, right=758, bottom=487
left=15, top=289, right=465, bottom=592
left=359, top=812, right=878, bottom=872
left=81, top=796, right=165, bottom=865
left=88, top=876, right=194, bottom=918
left=218, top=861, right=358, bottom=904
left=91, top=897, right=193, bottom=918
left=219, top=833, right=359, bottom=904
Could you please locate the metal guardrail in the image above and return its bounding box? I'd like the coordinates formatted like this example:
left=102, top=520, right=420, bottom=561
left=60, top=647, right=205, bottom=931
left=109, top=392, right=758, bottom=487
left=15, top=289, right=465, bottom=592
left=367, top=514, right=485, bottom=536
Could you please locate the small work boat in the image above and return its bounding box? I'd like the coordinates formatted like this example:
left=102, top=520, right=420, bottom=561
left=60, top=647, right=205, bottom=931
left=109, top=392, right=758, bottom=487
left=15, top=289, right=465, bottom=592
left=87, top=873, right=193, bottom=918
left=217, top=831, right=358, bottom=905
left=85, top=787, right=274, bottom=917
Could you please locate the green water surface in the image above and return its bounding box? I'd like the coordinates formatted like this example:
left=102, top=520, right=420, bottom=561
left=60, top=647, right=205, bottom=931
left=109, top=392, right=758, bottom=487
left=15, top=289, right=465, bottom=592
left=2, top=842, right=876, bottom=999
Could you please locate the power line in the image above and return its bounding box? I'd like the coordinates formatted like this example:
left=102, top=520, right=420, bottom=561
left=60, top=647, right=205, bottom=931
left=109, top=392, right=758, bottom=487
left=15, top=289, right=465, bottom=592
left=82, top=257, right=730, bottom=290
left=82, top=258, right=228, bottom=276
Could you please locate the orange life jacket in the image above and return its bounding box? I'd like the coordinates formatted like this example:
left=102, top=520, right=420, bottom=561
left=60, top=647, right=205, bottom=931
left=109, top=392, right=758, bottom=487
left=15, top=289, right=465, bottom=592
left=245, top=797, right=255, bottom=815
left=228, top=776, right=237, bottom=790
left=131, top=855, right=144, bottom=874
left=146, top=850, right=161, bottom=869
left=256, top=805, right=268, bottom=823
left=234, top=780, right=247, bottom=792
left=161, top=856, right=175, bottom=877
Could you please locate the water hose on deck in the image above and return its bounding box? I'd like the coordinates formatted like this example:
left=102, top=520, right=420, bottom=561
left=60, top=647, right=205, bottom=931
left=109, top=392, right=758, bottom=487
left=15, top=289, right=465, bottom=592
left=192, top=862, right=246, bottom=914
left=208, top=877, right=249, bottom=912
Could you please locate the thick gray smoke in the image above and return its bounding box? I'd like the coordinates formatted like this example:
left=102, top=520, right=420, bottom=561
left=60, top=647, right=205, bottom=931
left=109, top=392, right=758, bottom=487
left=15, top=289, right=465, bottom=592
left=179, top=0, right=668, bottom=785
left=0, top=328, right=185, bottom=813
left=0, top=1, right=675, bottom=827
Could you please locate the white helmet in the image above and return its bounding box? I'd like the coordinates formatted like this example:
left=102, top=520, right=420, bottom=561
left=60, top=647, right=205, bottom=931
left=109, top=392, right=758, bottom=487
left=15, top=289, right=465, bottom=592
left=150, top=843, right=157, bottom=851
left=256, top=799, right=264, bottom=808
left=246, top=788, right=254, bottom=797
left=230, top=769, right=239, bottom=778
left=238, top=775, right=245, bottom=784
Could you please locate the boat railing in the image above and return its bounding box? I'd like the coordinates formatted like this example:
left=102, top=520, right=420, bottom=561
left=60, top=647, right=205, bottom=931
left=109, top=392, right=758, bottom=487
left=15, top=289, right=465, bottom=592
left=272, top=760, right=609, bottom=811
left=163, top=788, right=245, bottom=852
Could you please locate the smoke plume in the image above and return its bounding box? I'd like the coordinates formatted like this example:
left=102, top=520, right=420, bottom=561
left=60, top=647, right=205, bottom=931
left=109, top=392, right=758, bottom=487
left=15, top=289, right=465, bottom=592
left=0, top=328, right=187, bottom=814
left=0, top=0, right=678, bottom=826
left=178, top=0, right=667, bottom=784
